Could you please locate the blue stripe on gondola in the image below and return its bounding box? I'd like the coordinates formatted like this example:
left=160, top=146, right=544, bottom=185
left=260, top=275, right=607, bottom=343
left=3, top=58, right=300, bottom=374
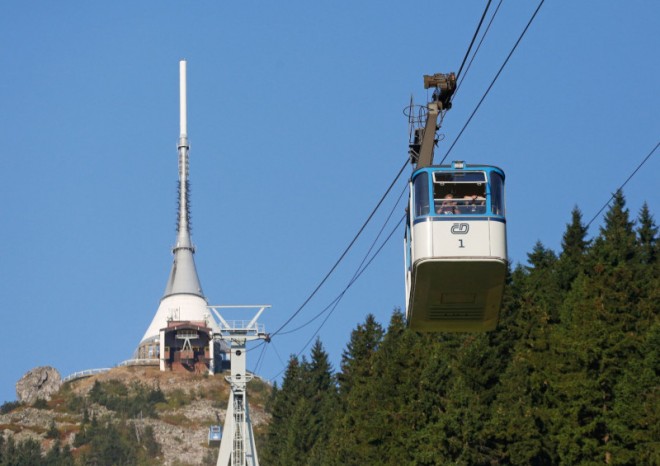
left=413, top=216, right=506, bottom=226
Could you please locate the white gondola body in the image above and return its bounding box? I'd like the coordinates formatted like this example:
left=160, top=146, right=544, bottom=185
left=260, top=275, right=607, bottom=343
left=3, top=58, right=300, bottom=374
left=404, top=164, right=507, bottom=332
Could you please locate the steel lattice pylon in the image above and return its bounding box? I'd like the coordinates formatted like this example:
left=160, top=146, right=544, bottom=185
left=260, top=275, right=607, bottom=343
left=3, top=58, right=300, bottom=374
left=209, top=306, right=270, bottom=466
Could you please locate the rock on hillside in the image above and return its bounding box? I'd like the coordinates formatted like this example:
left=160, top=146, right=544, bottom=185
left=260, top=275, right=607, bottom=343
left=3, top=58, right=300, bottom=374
left=16, top=366, right=62, bottom=404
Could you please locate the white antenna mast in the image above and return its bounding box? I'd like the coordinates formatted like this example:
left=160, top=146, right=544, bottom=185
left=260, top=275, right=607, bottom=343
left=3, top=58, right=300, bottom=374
left=180, top=60, right=188, bottom=139
left=176, top=60, right=192, bottom=249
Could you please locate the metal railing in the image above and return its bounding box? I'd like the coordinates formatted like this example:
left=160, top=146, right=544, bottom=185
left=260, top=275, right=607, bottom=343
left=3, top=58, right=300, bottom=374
left=117, top=358, right=160, bottom=367
left=62, top=358, right=161, bottom=384
left=62, top=368, right=112, bottom=383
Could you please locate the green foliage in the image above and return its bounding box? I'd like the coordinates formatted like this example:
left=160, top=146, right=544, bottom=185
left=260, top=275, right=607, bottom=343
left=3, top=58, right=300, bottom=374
left=337, top=313, right=384, bottom=396
left=75, top=418, right=161, bottom=465
left=88, top=379, right=165, bottom=418
left=0, top=437, right=42, bottom=466
left=45, top=420, right=59, bottom=439
left=32, top=398, right=48, bottom=409
left=42, top=440, right=74, bottom=466
left=636, top=202, right=658, bottom=265
left=557, top=206, right=589, bottom=291
left=262, top=191, right=658, bottom=465
left=262, top=339, right=338, bottom=466
left=164, top=387, right=189, bottom=408
left=0, top=400, right=22, bottom=414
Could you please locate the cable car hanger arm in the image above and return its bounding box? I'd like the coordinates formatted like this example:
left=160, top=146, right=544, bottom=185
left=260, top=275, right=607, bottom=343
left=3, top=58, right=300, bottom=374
left=410, top=72, right=456, bottom=169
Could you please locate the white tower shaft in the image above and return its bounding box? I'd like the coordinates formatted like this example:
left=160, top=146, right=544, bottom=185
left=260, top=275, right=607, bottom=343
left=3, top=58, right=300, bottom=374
left=176, top=59, right=192, bottom=252
left=180, top=60, right=187, bottom=138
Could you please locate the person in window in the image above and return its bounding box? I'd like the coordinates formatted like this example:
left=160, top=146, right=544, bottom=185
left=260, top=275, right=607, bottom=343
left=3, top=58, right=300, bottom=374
left=438, top=193, right=457, bottom=214
left=463, top=194, right=485, bottom=212
left=464, top=194, right=485, bottom=205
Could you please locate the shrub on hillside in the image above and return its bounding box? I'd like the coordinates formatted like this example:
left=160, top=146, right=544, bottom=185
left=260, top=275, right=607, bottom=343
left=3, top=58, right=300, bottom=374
left=0, top=400, right=22, bottom=414
left=88, top=380, right=165, bottom=418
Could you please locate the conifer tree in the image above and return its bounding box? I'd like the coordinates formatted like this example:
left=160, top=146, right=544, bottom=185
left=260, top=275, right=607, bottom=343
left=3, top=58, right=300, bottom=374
left=8, top=438, right=41, bottom=465
left=337, top=313, right=384, bottom=396
left=437, top=332, right=505, bottom=465
left=523, top=241, right=561, bottom=321
left=553, top=192, right=646, bottom=463
left=83, top=421, right=138, bottom=465
left=262, top=355, right=304, bottom=465
left=407, top=333, right=454, bottom=465
left=636, top=202, right=657, bottom=265
left=333, top=310, right=421, bottom=464
left=489, top=248, right=561, bottom=464
left=263, top=339, right=337, bottom=465
left=323, top=314, right=384, bottom=465
left=304, top=339, right=338, bottom=464
left=590, top=190, right=636, bottom=267
left=43, top=439, right=74, bottom=466
left=557, top=207, right=589, bottom=291
left=611, top=321, right=660, bottom=464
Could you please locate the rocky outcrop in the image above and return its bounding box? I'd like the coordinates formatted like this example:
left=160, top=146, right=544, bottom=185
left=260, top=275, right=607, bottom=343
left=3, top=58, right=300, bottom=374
left=16, top=366, right=62, bottom=404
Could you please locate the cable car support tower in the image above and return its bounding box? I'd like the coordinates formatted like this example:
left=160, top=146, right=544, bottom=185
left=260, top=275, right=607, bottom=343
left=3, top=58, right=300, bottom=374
left=209, top=305, right=270, bottom=466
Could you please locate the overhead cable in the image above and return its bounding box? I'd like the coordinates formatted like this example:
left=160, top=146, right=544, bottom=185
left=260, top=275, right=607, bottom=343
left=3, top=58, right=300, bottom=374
left=269, top=213, right=407, bottom=381
left=269, top=159, right=410, bottom=338
left=455, top=0, right=494, bottom=81
left=455, top=0, right=504, bottom=95
left=252, top=341, right=268, bottom=374
left=293, top=214, right=407, bottom=355
left=277, top=183, right=408, bottom=336
left=585, top=141, right=659, bottom=228
left=439, top=0, right=545, bottom=165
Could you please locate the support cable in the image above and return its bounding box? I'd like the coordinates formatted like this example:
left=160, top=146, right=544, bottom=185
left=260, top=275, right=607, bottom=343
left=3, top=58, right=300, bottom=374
left=294, top=215, right=405, bottom=355
left=456, top=0, right=494, bottom=81
left=277, top=183, right=408, bottom=336
left=270, top=340, right=287, bottom=369
left=252, top=341, right=268, bottom=374
left=585, top=141, right=659, bottom=228
left=269, top=159, right=409, bottom=338
left=249, top=182, right=406, bottom=355
left=439, top=0, right=545, bottom=165
left=268, top=214, right=406, bottom=381
left=454, top=0, right=504, bottom=96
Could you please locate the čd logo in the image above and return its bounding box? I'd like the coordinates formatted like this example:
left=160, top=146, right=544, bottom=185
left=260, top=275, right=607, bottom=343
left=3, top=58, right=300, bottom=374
left=451, top=223, right=469, bottom=234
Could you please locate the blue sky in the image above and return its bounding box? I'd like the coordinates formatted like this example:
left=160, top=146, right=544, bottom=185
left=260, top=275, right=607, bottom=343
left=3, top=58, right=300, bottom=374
left=1, top=2, right=658, bottom=404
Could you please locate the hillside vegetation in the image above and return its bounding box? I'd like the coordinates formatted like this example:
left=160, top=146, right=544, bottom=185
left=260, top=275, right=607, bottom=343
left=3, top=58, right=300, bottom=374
left=263, top=192, right=658, bottom=465
left=0, top=366, right=271, bottom=465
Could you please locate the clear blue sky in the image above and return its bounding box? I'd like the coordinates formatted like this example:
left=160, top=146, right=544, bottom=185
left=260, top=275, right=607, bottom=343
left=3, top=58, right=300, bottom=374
left=1, top=2, right=658, bottom=404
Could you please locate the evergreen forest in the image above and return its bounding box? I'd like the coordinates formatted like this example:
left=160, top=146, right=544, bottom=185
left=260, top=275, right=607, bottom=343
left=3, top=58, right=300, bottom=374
left=263, top=192, right=659, bottom=465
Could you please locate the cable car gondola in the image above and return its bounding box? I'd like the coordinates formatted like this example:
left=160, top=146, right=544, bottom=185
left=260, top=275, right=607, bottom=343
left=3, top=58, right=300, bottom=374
left=403, top=72, right=507, bottom=332
left=404, top=161, right=507, bottom=332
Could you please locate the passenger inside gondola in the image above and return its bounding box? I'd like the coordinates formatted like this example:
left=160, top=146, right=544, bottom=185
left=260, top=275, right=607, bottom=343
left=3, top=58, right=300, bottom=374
left=437, top=193, right=457, bottom=214
left=433, top=172, right=487, bottom=215
left=462, top=194, right=486, bottom=213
